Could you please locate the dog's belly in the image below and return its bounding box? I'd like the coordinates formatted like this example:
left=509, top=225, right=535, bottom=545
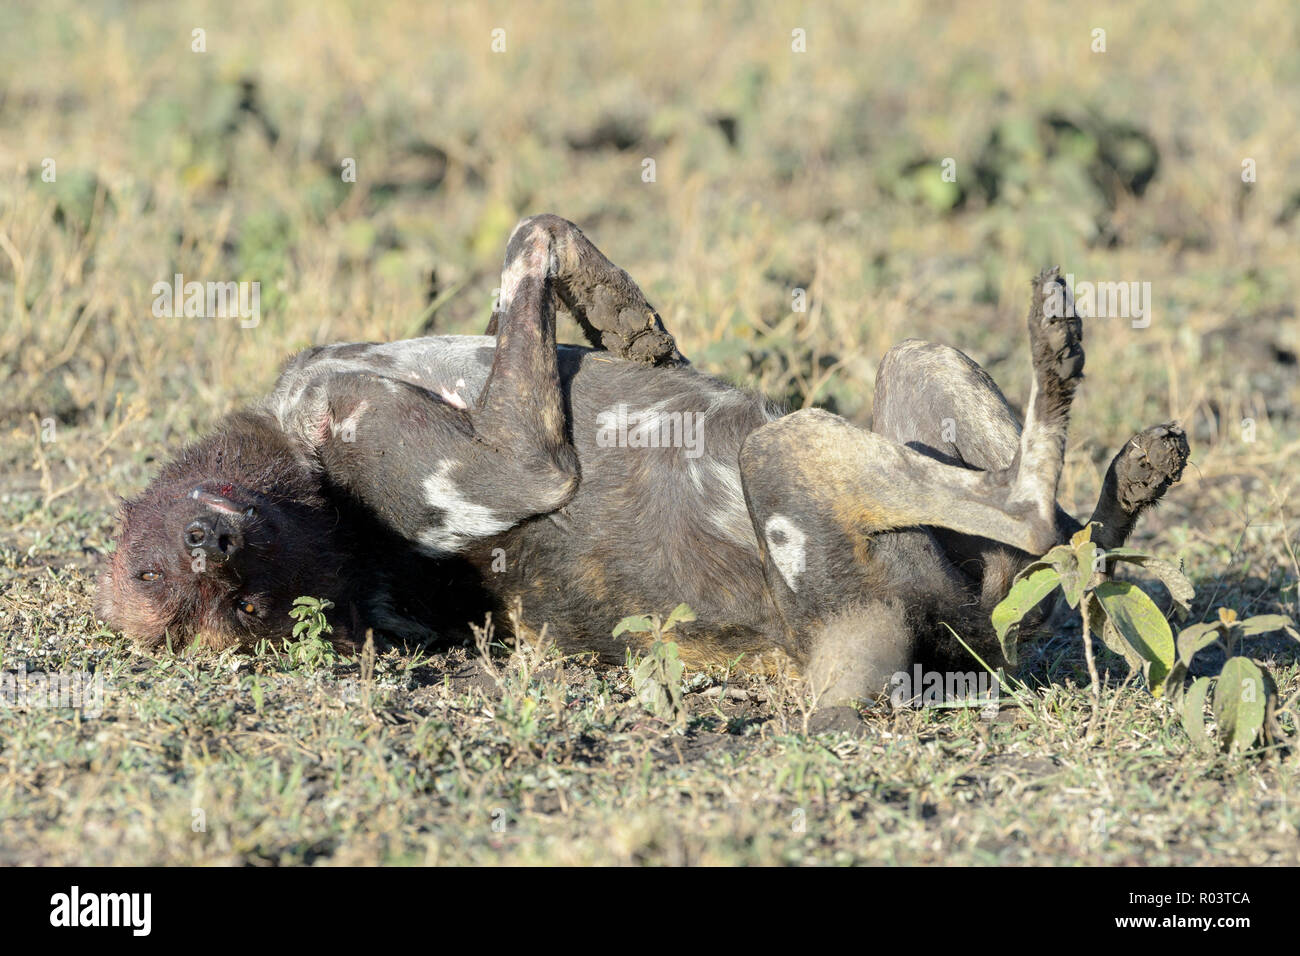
left=278, top=336, right=790, bottom=659
left=479, top=355, right=789, bottom=663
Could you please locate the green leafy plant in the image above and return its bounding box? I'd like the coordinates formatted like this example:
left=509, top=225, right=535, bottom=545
left=470, top=604, right=564, bottom=747
left=617, top=603, right=694, bottom=726
left=1173, top=608, right=1298, bottom=753
left=994, top=525, right=1191, bottom=697
left=993, top=525, right=1297, bottom=752
left=283, top=596, right=337, bottom=670
left=498, top=693, right=541, bottom=743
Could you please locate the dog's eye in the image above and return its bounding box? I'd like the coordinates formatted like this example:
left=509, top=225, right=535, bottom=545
left=138, top=570, right=161, bottom=582
left=237, top=600, right=257, bottom=616
left=243, top=506, right=256, bottom=518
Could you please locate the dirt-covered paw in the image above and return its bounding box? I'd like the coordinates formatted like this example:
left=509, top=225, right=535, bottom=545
left=1028, top=266, right=1085, bottom=389
left=1114, top=421, right=1189, bottom=513
left=601, top=323, right=681, bottom=366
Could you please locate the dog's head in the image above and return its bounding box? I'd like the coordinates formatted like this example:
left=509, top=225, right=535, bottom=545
left=97, top=411, right=357, bottom=650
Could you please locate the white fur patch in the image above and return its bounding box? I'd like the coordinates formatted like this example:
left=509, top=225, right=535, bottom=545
left=438, top=381, right=468, bottom=409
left=498, top=223, right=557, bottom=312
left=331, top=400, right=369, bottom=440
left=764, top=515, right=807, bottom=593
left=418, top=460, right=513, bottom=555
left=700, top=458, right=753, bottom=546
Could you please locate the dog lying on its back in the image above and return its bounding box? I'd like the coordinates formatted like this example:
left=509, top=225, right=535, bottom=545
left=98, top=215, right=1189, bottom=713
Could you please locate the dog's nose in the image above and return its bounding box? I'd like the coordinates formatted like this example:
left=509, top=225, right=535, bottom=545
left=182, top=516, right=244, bottom=561
left=188, top=486, right=245, bottom=516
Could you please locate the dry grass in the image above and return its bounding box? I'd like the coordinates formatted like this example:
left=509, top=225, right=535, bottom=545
left=0, top=0, right=1297, bottom=865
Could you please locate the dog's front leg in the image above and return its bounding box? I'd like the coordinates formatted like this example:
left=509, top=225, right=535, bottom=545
left=275, top=236, right=584, bottom=556
left=486, top=214, right=686, bottom=366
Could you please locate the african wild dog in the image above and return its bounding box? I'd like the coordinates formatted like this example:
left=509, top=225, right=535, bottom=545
left=98, top=215, right=1188, bottom=723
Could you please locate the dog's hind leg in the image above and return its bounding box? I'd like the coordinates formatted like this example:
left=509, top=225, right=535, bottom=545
left=1086, top=424, right=1189, bottom=549
left=763, top=268, right=1085, bottom=557
left=872, top=336, right=1076, bottom=607
left=873, top=336, right=1189, bottom=565
left=868, top=319, right=1188, bottom=679
left=737, top=272, right=1087, bottom=706
left=986, top=268, right=1187, bottom=547
left=873, top=339, right=1023, bottom=473
left=742, top=406, right=1066, bottom=558
left=739, top=408, right=1026, bottom=706
left=739, top=271, right=1189, bottom=710
left=486, top=214, right=686, bottom=366
left=846, top=270, right=1084, bottom=543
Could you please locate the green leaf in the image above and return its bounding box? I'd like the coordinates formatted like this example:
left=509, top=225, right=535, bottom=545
left=1181, top=677, right=1213, bottom=753
left=664, top=603, right=697, bottom=630
left=1038, top=543, right=1077, bottom=569
left=1164, top=622, right=1225, bottom=697
left=991, top=565, right=1061, bottom=665
left=1236, top=614, right=1296, bottom=638
left=1093, top=581, right=1175, bottom=695
left=1089, top=593, right=1145, bottom=671
left=1101, top=549, right=1195, bottom=616
left=917, top=171, right=962, bottom=212
left=1213, top=657, right=1268, bottom=753
left=1055, top=541, right=1097, bottom=608
left=1175, top=622, right=1224, bottom=665
left=613, top=614, right=655, bottom=638
left=632, top=640, right=686, bottom=724
left=1009, top=558, right=1055, bottom=585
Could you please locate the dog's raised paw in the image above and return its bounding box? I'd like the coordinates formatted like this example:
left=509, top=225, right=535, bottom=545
left=1115, top=421, right=1190, bottom=513
left=1028, top=266, right=1085, bottom=391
